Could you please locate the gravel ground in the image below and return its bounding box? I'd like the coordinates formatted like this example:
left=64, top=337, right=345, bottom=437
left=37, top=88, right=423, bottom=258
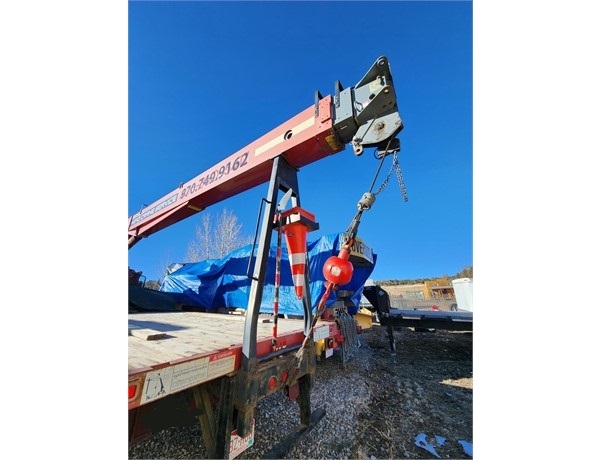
left=129, top=324, right=473, bottom=459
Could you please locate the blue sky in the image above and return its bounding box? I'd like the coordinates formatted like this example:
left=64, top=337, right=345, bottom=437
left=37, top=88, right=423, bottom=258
left=128, top=0, right=473, bottom=283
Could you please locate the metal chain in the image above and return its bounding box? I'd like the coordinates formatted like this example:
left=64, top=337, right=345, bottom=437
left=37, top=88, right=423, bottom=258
left=372, top=157, right=393, bottom=196
left=372, top=151, right=408, bottom=202
left=394, top=154, right=409, bottom=202
left=337, top=312, right=358, bottom=364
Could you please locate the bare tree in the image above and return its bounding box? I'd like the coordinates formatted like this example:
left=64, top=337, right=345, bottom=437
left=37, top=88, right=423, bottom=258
left=187, top=212, right=213, bottom=261
left=144, top=280, right=162, bottom=291
left=186, top=208, right=251, bottom=262
left=456, top=266, right=473, bottom=278
left=157, top=249, right=174, bottom=280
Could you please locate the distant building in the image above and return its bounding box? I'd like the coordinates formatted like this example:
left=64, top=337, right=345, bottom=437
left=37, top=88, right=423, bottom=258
left=422, top=278, right=455, bottom=300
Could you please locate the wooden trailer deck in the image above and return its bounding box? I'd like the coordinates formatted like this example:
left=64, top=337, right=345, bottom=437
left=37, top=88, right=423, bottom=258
left=128, top=311, right=331, bottom=409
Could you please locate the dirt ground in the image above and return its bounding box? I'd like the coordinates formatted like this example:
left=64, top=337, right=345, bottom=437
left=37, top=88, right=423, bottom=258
left=262, top=324, right=474, bottom=459
left=328, top=324, right=474, bottom=459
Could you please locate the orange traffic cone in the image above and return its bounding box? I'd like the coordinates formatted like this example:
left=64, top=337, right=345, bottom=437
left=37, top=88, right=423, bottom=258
left=280, top=207, right=318, bottom=300
left=283, top=221, right=308, bottom=300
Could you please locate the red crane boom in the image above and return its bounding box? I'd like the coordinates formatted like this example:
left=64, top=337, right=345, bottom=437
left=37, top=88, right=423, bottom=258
left=128, top=56, right=403, bottom=248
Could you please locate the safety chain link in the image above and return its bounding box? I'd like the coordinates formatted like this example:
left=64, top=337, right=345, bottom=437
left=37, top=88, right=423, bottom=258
left=372, top=151, right=408, bottom=202
left=394, top=153, right=409, bottom=202
left=337, top=312, right=359, bottom=364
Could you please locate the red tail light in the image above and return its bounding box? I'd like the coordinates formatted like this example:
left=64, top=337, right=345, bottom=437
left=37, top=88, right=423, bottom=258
left=268, top=376, right=276, bottom=390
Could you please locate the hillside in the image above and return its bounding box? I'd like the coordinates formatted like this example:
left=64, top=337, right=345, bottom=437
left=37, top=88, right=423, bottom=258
left=378, top=283, right=425, bottom=296
left=372, top=283, right=457, bottom=311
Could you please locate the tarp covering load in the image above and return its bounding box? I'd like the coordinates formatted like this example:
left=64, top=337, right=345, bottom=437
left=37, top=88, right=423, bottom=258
left=160, top=233, right=376, bottom=316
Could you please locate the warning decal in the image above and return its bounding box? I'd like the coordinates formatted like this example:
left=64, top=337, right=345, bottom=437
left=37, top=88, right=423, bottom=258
left=140, top=350, right=237, bottom=405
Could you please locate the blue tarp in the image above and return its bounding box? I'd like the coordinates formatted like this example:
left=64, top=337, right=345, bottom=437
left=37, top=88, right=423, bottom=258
left=160, top=233, right=376, bottom=316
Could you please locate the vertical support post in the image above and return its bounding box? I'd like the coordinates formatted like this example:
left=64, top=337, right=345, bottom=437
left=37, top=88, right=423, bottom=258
left=194, top=385, right=218, bottom=458
left=194, top=377, right=237, bottom=459
left=297, top=373, right=312, bottom=427
left=241, top=156, right=303, bottom=364
left=386, top=324, right=396, bottom=353
left=237, top=156, right=307, bottom=437
left=214, top=376, right=236, bottom=459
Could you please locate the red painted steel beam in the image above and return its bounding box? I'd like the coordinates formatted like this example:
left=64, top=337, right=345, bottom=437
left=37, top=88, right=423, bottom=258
left=128, top=96, right=343, bottom=246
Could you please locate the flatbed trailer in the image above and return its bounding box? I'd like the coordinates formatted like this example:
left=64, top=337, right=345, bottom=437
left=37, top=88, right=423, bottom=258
left=129, top=310, right=339, bottom=458
left=363, top=285, right=473, bottom=352
left=128, top=311, right=337, bottom=404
